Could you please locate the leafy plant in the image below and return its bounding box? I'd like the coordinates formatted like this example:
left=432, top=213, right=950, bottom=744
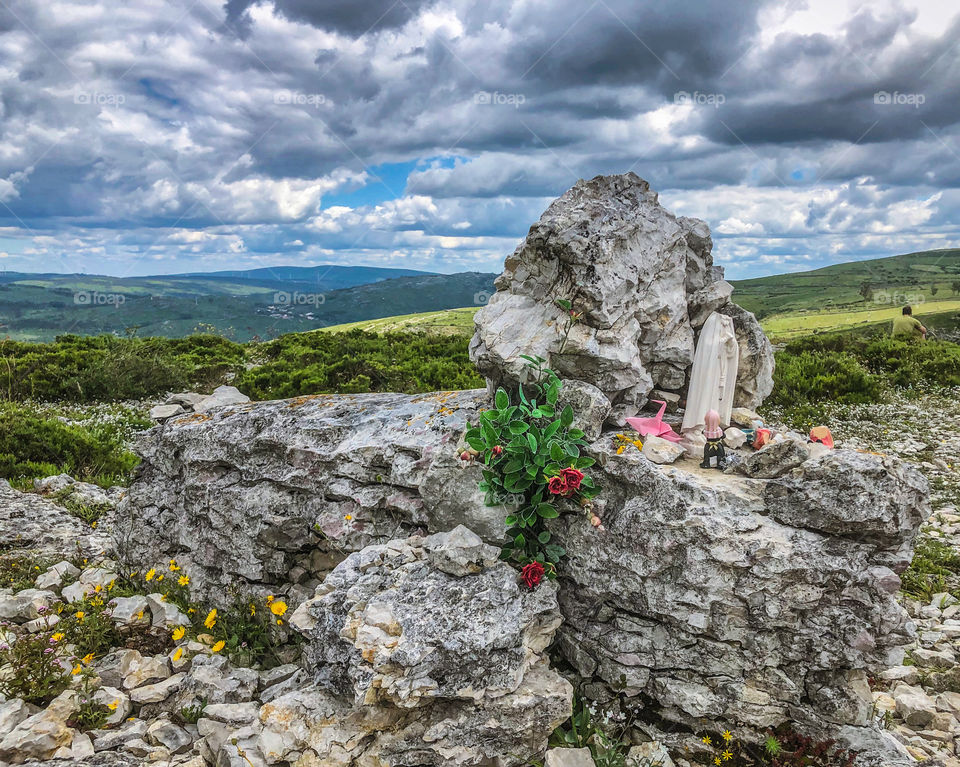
left=54, top=487, right=113, bottom=525
left=59, top=591, right=123, bottom=658
left=180, top=699, right=208, bottom=725
left=0, top=631, right=71, bottom=705
left=465, top=356, right=598, bottom=576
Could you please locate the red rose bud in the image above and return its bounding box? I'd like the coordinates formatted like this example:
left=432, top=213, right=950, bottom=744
left=492, top=445, right=503, bottom=456
left=460, top=451, right=472, bottom=461
left=590, top=515, right=602, bottom=528
left=560, top=467, right=584, bottom=492
left=521, top=561, right=545, bottom=589
left=547, top=476, right=568, bottom=496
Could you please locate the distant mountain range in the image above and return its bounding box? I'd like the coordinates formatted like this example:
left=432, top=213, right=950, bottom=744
left=0, top=266, right=496, bottom=342
left=2, top=249, right=958, bottom=343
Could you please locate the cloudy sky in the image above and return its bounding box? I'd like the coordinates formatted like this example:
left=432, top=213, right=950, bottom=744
left=0, top=0, right=958, bottom=279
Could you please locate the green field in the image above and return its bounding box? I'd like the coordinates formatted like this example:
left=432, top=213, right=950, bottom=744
left=318, top=307, right=479, bottom=335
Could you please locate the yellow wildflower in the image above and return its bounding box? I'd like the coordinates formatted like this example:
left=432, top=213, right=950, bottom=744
left=344, top=514, right=353, bottom=521
left=616, top=445, right=625, bottom=455
left=722, top=751, right=733, bottom=762
left=157, top=574, right=164, bottom=582
left=145, top=568, right=156, bottom=582
left=172, top=647, right=184, bottom=662
left=722, top=731, right=732, bottom=742
left=51, top=632, right=65, bottom=642
left=172, top=626, right=186, bottom=641
left=249, top=603, right=256, bottom=616
left=82, top=652, right=95, bottom=664
left=276, top=619, right=282, bottom=625
left=71, top=664, right=82, bottom=675
left=169, top=559, right=180, bottom=571
left=702, top=736, right=712, bottom=746
left=107, top=699, right=119, bottom=711
left=714, top=760, right=721, bottom=767
left=91, top=522, right=97, bottom=528
left=204, top=608, right=218, bottom=629
left=266, top=595, right=274, bottom=603
left=270, top=600, right=288, bottom=617
left=75, top=611, right=85, bottom=621
left=178, top=575, right=189, bottom=587
left=108, top=579, right=115, bottom=590
left=136, top=610, right=144, bottom=621
left=211, top=640, right=225, bottom=653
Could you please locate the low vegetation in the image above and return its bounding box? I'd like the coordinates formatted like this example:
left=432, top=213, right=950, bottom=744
left=768, top=333, right=960, bottom=414
left=0, top=402, right=149, bottom=488
left=0, top=334, right=244, bottom=403
left=235, top=329, right=484, bottom=399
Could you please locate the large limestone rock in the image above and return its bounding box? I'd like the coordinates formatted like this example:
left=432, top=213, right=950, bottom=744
left=269, top=527, right=572, bottom=765
left=554, top=444, right=928, bottom=736
left=115, top=387, right=929, bottom=760
left=469, top=173, right=773, bottom=424
left=114, top=390, right=494, bottom=601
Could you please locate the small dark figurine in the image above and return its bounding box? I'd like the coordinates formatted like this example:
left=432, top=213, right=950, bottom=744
left=701, top=409, right=727, bottom=470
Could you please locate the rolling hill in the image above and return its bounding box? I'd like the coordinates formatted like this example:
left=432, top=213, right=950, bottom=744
left=0, top=268, right=495, bottom=342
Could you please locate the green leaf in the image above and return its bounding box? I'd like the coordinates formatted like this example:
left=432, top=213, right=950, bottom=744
left=543, top=420, right=561, bottom=440
left=466, top=437, right=485, bottom=452
left=545, top=543, right=566, bottom=561
left=481, top=421, right=498, bottom=446
left=503, top=459, right=524, bottom=473
left=495, top=388, right=509, bottom=410
left=555, top=298, right=571, bottom=310
left=565, top=443, right=580, bottom=458
left=546, top=385, right=559, bottom=405
left=526, top=433, right=538, bottom=453
left=509, top=421, right=530, bottom=435
left=560, top=405, right=574, bottom=427
left=539, top=404, right=555, bottom=417
left=575, top=457, right=596, bottom=469
left=567, top=428, right=584, bottom=439
left=537, top=503, right=559, bottom=518
left=550, top=442, right=565, bottom=463
left=514, top=533, right=525, bottom=548
left=504, top=515, right=517, bottom=526
left=537, top=530, right=551, bottom=544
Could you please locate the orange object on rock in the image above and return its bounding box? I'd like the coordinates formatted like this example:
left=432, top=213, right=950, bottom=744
left=809, top=426, right=834, bottom=448
left=752, top=428, right=772, bottom=449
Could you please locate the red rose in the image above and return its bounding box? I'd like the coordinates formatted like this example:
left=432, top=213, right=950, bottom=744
left=560, top=468, right=584, bottom=493
left=521, top=561, right=545, bottom=589
left=492, top=445, right=503, bottom=456
left=547, top=476, right=568, bottom=496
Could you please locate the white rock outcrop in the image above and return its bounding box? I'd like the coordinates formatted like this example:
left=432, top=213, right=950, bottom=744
left=469, top=173, right=774, bottom=425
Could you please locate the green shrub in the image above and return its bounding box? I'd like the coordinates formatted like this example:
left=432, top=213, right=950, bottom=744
left=0, top=402, right=146, bottom=486
left=768, top=350, right=882, bottom=408
left=236, top=329, right=483, bottom=399
left=0, top=334, right=244, bottom=403
left=770, top=331, right=960, bottom=409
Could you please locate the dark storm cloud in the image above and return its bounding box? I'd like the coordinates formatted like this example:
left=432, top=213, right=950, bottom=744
left=225, top=0, right=435, bottom=37
left=0, top=0, right=958, bottom=277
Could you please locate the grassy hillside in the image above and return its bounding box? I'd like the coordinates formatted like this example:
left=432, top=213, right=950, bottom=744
left=311, top=250, right=960, bottom=341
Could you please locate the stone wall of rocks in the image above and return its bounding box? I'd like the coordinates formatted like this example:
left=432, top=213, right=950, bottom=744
left=114, top=387, right=929, bottom=760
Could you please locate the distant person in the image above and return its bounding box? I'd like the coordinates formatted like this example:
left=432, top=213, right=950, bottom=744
left=892, top=306, right=926, bottom=341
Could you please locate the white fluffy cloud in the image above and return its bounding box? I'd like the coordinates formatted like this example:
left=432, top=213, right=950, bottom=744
left=0, top=0, right=957, bottom=277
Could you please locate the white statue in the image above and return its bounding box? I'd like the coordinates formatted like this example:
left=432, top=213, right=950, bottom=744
left=681, top=312, right=739, bottom=434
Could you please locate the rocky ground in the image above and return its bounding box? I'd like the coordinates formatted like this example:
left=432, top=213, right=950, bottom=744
left=0, top=386, right=957, bottom=767
left=768, top=388, right=960, bottom=766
